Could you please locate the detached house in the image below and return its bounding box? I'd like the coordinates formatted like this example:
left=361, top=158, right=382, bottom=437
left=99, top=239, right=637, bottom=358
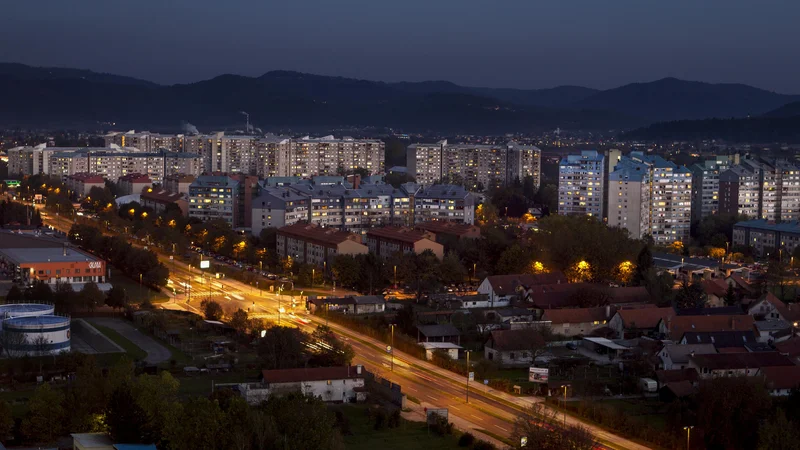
left=688, top=352, right=794, bottom=379
left=484, top=329, right=546, bottom=368
left=660, top=314, right=756, bottom=341
left=659, top=344, right=716, bottom=370
left=541, top=306, right=614, bottom=338
left=478, top=272, right=568, bottom=306
left=238, top=366, right=367, bottom=404
left=608, top=307, right=674, bottom=339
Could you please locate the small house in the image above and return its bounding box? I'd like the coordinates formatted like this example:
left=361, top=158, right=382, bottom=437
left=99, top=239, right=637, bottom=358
left=417, top=324, right=461, bottom=344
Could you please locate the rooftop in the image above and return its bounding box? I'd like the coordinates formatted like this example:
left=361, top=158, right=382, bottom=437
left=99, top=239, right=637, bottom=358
left=0, top=246, right=101, bottom=265
left=761, top=366, right=800, bottom=390
left=367, top=227, right=433, bottom=244
left=417, top=324, right=461, bottom=338
left=689, top=352, right=794, bottom=370
left=141, top=189, right=184, bottom=203
left=278, top=223, right=362, bottom=246
left=617, top=307, right=675, bottom=329
left=485, top=272, right=568, bottom=296
left=118, top=173, right=151, bottom=182
left=261, top=366, right=363, bottom=384
left=667, top=315, right=756, bottom=340
left=541, top=307, right=610, bottom=324
left=416, top=221, right=480, bottom=238
left=682, top=330, right=758, bottom=348
left=733, top=219, right=800, bottom=234
left=663, top=343, right=717, bottom=363
left=488, top=328, right=546, bottom=351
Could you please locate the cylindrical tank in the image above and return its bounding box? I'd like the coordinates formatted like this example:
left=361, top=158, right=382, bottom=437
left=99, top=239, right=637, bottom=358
left=0, top=303, right=55, bottom=331
left=1, top=315, right=70, bottom=355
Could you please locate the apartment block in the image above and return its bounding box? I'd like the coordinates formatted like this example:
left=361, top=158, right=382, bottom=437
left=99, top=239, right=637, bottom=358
left=164, top=153, right=203, bottom=178
left=412, top=184, right=475, bottom=224
left=276, top=223, right=368, bottom=267
left=117, top=173, right=152, bottom=196
left=406, top=140, right=540, bottom=191
left=164, top=174, right=196, bottom=195
left=188, top=175, right=240, bottom=227
left=690, top=157, right=732, bottom=221
left=88, top=151, right=166, bottom=183
left=256, top=136, right=292, bottom=178
left=251, top=187, right=312, bottom=236
left=718, top=158, right=800, bottom=221
left=733, top=219, right=800, bottom=257
left=64, top=173, right=106, bottom=198
left=558, top=150, right=605, bottom=217
left=607, top=153, right=692, bottom=244
left=719, top=166, right=759, bottom=218
left=104, top=131, right=185, bottom=152
left=365, top=227, right=444, bottom=259
left=289, top=136, right=384, bottom=177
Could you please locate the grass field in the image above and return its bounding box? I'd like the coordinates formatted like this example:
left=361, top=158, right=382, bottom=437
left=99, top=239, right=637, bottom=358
left=597, top=398, right=669, bottom=431
left=91, top=323, right=147, bottom=361
left=333, top=404, right=465, bottom=450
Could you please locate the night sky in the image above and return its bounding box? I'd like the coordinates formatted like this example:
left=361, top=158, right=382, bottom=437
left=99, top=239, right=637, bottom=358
left=2, top=0, right=798, bottom=92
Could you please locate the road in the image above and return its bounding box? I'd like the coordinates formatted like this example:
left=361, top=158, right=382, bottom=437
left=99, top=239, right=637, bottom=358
left=39, top=210, right=651, bottom=450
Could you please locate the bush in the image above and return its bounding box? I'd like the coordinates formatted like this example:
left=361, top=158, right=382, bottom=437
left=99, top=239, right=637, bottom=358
left=388, top=408, right=401, bottom=428
left=458, top=432, right=475, bottom=447
left=472, top=440, right=495, bottom=450
left=429, top=413, right=453, bottom=436
left=334, top=410, right=352, bottom=435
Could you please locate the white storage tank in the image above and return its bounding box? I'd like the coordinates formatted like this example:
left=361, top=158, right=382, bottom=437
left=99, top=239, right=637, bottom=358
left=1, top=315, right=70, bottom=355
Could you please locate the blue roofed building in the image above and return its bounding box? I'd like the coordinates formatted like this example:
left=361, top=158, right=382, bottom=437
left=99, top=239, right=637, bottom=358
left=732, top=219, right=800, bottom=257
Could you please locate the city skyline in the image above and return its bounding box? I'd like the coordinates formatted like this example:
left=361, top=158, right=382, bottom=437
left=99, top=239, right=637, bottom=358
left=2, top=1, right=800, bottom=93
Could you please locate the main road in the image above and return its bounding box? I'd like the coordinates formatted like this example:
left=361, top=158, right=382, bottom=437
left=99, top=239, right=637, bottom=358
left=40, top=210, right=650, bottom=450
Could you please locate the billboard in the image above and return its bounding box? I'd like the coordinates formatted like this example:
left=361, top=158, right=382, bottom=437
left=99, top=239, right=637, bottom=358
left=529, top=367, right=549, bottom=383
left=199, top=260, right=210, bottom=269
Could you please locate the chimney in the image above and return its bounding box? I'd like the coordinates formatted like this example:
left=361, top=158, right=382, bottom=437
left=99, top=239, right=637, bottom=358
left=63, top=244, right=67, bottom=257
left=356, top=365, right=362, bottom=375
left=666, top=316, right=672, bottom=333
left=605, top=305, right=611, bottom=319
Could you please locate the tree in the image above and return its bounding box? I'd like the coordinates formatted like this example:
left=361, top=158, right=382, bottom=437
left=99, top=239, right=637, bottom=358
left=0, top=327, right=29, bottom=359
left=25, top=280, right=53, bottom=303
left=533, top=183, right=558, bottom=213
left=79, top=281, right=104, bottom=312
left=257, top=326, right=309, bottom=370
left=510, top=403, right=597, bottom=450
left=331, top=254, right=361, bottom=289
left=757, top=409, right=800, bottom=450
left=259, top=393, right=344, bottom=450
left=724, top=283, right=738, bottom=306
left=163, top=396, right=226, bottom=450
left=644, top=268, right=674, bottom=306
left=696, top=377, right=771, bottom=450
left=5, top=284, right=23, bottom=302
left=674, top=280, right=707, bottom=309
left=440, top=251, right=466, bottom=285
left=633, top=246, right=653, bottom=286
left=309, top=325, right=355, bottom=367
left=132, top=371, right=180, bottom=445
left=53, top=281, right=78, bottom=313
left=0, top=400, right=13, bottom=444
left=229, top=308, right=249, bottom=335
left=200, top=299, right=224, bottom=321
left=106, top=381, right=149, bottom=443
left=21, top=383, right=65, bottom=443
left=106, top=286, right=128, bottom=311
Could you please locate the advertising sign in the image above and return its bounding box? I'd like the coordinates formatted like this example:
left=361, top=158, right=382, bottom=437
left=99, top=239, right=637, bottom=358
left=529, top=367, right=549, bottom=383
left=199, top=260, right=210, bottom=269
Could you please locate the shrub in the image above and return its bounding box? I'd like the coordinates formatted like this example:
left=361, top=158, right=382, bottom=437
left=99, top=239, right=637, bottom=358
left=429, top=413, right=453, bottom=436
left=472, top=440, right=495, bottom=450
left=388, top=408, right=401, bottom=428
left=458, top=432, right=475, bottom=447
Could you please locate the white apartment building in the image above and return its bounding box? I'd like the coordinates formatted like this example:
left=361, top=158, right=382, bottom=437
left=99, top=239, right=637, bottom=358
left=742, top=160, right=780, bottom=221
left=88, top=152, right=166, bottom=183
left=558, top=150, right=605, bottom=217
left=104, top=131, right=184, bottom=152
left=289, top=136, right=384, bottom=177
left=412, top=184, right=475, bottom=224
left=608, top=153, right=692, bottom=244
left=256, top=136, right=292, bottom=178
left=251, top=187, right=311, bottom=236
left=406, top=140, right=541, bottom=191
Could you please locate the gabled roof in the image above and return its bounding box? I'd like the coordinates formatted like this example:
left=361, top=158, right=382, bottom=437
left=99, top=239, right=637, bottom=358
left=661, top=380, right=696, bottom=398
left=682, top=330, right=757, bottom=348
left=727, top=274, right=755, bottom=293
left=775, top=337, right=800, bottom=357
left=699, top=279, right=728, bottom=298
left=487, top=329, right=545, bottom=352
left=761, top=366, right=800, bottom=390
left=666, top=315, right=755, bottom=340
left=261, top=366, right=363, bottom=384
left=485, top=272, right=568, bottom=296
left=655, top=368, right=699, bottom=384
left=689, top=352, right=794, bottom=370
left=542, top=307, right=610, bottom=324
left=366, top=227, right=433, bottom=244
left=676, top=306, right=744, bottom=316
left=278, top=223, right=363, bottom=247
left=663, top=344, right=717, bottom=364
left=417, top=324, right=460, bottom=338
left=617, top=307, right=675, bottom=329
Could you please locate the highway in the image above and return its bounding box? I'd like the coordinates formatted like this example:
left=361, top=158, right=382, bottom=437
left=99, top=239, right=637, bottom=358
left=38, top=210, right=651, bottom=450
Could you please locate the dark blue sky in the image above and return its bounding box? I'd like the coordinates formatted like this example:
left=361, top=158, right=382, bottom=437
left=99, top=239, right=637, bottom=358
left=2, top=0, right=798, bottom=92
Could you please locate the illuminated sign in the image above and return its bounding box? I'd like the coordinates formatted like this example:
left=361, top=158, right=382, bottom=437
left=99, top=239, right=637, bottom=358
left=88, top=262, right=102, bottom=269
left=200, top=260, right=210, bottom=269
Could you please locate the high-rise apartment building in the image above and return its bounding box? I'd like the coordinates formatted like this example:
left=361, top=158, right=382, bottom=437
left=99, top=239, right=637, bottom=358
left=689, top=157, right=732, bottom=221
left=558, top=150, right=605, bottom=217
left=719, top=165, right=760, bottom=219
left=717, top=158, right=800, bottom=221
left=607, top=153, right=692, bottom=244
left=104, top=131, right=185, bottom=152
left=188, top=175, right=241, bottom=227
left=406, top=140, right=540, bottom=191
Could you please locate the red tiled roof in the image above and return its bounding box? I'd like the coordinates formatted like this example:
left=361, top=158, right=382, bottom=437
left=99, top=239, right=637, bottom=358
left=527, top=284, right=651, bottom=309
left=770, top=293, right=800, bottom=322
left=261, top=366, right=363, bottom=384
left=541, top=307, right=611, bottom=324
left=366, top=227, right=433, bottom=244
left=761, top=366, right=800, bottom=390
left=655, top=368, right=699, bottom=384
left=667, top=315, right=755, bottom=340
left=701, top=279, right=728, bottom=297
left=141, top=190, right=183, bottom=203
left=416, top=222, right=480, bottom=238
left=487, top=329, right=545, bottom=352
left=617, top=307, right=675, bottom=329
left=279, top=223, right=363, bottom=247
left=487, top=272, right=569, bottom=296
left=728, top=274, right=755, bottom=293
left=775, top=337, right=800, bottom=357
left=118, top=173, right=151, bottom=182
left=689, top=352, right=794, bottom=370
left=661, top=380, right=696, bottom=398
left=66, top=172, right=105, bottom=183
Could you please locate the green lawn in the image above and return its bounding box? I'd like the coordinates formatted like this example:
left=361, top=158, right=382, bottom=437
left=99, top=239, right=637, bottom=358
left=333, top=404, right=465, bottom=450
left=108, top=268, right=168, bottom=303
left=91, top=323, right=147, bottom=361
left=176, top=371, right=252, bottom=397
left=596, top=398, right=669, bottom=431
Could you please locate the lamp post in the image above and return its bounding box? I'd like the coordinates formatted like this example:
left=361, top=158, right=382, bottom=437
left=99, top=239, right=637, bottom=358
left=473, top=263, right=477, bottom=283
left=390, top=324, right=395, bottom=372
left=561, top=384, right=570, bottom=427
left=312, top=268, right=315, bottom=289
left=393, top=265, right=397, bottom=289
left=466, top=350, right=471, bottom=403
left=683, top=426, right=694, bottom=450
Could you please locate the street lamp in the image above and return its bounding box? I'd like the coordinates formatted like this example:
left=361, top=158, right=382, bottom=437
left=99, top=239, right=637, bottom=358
left=466, top=350, right=471, bottom=403
left=393, top=265, right=397, bottom=289
left=561, top=384, right=570, bottom=427
left=389, top=324, right=395, bottom=372
left=683, top=426, right=694, bottom=450
left=312, top=268, right=315, bottom=289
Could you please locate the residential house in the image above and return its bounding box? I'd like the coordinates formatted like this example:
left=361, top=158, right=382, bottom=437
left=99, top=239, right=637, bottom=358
left=415, top=221, right=481, bottom=243
left=421, top=342, right=463, bottom=361
left=65, top=173, right=106, bottom=198
left=493, top=307, right=536, bottom=325
left=754, top=320, right=793, bottom=343
left=652, top=252, right=722, bottom=281
left=608, top=307, right=675, bottom=339
left=527, top=284, right=651, bottom=310
left=478, top=272, right=568, bottom=306
left=725, top=273, right=757, bottom=298
left=417, top=324, right=461, bottom=344
left=688, top=352, right=794, bottom=379
left=675, top=306, right=745, bottom=316
left=775, top=337, right=800, bottom=365
left=659, top=344, right=716, bottom=370
left=762, top=366, right=800, bottom=396
left=541, top=306, right=614, bottom=338
left=117, top=173, right=152, bottom=196
left=238, top=366, right=367, bottom=405
left=660, top=314, right=756, bottom=341
left=699, top=279, right=729, bottom=306
left=308, top=295, right=386, bottom=315
left=744, top=293, right=784, bottom=320
left=680, top=331, right=759, bottom=352
left=484, top=329, right=545, bottom=367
